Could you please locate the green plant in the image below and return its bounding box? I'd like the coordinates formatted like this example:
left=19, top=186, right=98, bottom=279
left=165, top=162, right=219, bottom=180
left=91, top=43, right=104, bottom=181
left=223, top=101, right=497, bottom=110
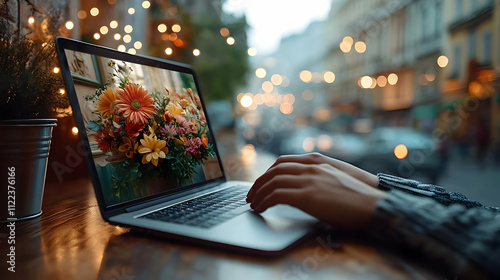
left=0, top=4, right=69, bottom=119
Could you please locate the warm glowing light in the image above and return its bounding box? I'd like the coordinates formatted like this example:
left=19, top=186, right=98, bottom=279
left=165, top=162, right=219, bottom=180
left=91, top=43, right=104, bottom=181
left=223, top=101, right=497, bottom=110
left=174, top=39, right=184, bottom=47
left=284, top=93, right=295, bottom=104
left=93, top=33, right=101, bottom=40
left=128, top=7, right=135, bottom=15
left=299, top=70, right=312, bottom=83
left=247, top=47, right=257, bottom=56
left=323, top=71, right=335, bottom=83
left=127, top=48, right=136, bottom=54
left=303, top=137, right=315, bottom=152
left=377, top=75, right=387, bottom=87
left=240, top=95, right=253, bottom=108
left=226, top=37, right=235, bottom=45
left=123, top=34, right=132, bottom=43
left=110, top=20, right=119, bottom=29
left=117, top=45, right=126, bottom=52
left=314, top=107, right=331, bottom=122
left=317, top=135, right=332, bottom=151
left=262, top=81, right=274, bottom=92
left=388, top=73, right=398, bottom=85
left=437, top=55, right=449, bottom=68
left=65, top=20, right=74, bottom=30
left=134, top=41, right=142, bottom=49
left=254, top=94, right=264, bottom=104
left=124, top=25, right=133, bottom=33
left=53, top=67, right=60, bottom=74
left=71, top=127, right=79, bottom=135
left=425, top=73, right=436, bottom=82
left=165, top=47, right=173, bottom=55
left=90, top=7, right=99, bottom=16
left=255, top=68, right=266, bottom=78
left=394, top=144, right=408, bottom=159
left=280, top=103, right=293, bottom=114
left=100, top=26, right=109, bottom=35
left=59, top=89, right=65, bottom=95
left=172, top=24, right=181, bottom=33
left=113, top=33, right=121, bottom=40
left=342, top=36, right=353, bottom=46
left=142, top=1, right=151, bottom=9
left=339, top=41, right=351, bottom=53
left=157, top=23, right=167, bottom=33
left=77, top=10, right=87, bottom=19
left=354, top=41, right=366, bottom=53
left=28, top=16, right=35, bottom=24
left=360, top=76, right=373, bottom=88
left=193, top=49, right=201, bottom=56
left=220, top=27, right=229, bottom=37
left=42, top=42, right=47, bottom=47
left=271, top=74, right=282, bottom=85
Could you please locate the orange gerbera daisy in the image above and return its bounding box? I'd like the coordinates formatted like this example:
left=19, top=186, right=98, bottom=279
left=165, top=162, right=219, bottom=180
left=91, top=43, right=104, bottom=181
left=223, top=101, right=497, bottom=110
left=97, top=87, right=117, bottom=118
left=115, top=84, right=156, bottom=124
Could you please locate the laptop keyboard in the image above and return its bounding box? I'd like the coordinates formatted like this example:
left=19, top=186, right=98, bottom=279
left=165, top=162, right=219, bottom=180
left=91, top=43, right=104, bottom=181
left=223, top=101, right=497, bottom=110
left=141, top=186, right=249, bottom=228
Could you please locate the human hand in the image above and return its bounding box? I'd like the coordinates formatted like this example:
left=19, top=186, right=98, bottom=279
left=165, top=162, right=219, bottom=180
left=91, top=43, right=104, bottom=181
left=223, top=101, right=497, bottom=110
left=264, top=153, right=380, bottom=188
left=246, top=154, right=387, bottom=229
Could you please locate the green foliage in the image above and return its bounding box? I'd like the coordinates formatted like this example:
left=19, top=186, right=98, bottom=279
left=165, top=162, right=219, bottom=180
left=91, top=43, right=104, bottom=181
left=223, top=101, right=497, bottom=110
left=187, top=14, right=250, bottom=102
left=0, top=19, right=69, bottom=119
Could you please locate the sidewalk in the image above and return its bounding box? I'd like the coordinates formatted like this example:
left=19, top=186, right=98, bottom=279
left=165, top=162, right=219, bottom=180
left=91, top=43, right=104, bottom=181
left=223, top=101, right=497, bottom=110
left=437, top=156, right=500, bottom=207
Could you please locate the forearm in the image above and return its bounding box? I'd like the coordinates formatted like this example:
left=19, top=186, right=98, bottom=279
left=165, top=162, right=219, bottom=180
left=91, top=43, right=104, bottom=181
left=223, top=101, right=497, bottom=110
left=369, top=191, right=500, bottom=278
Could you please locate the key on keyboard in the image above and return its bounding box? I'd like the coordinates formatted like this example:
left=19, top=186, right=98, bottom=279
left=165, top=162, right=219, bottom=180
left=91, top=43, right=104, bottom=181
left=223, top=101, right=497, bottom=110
left=141, top=186, right=249, bottom=228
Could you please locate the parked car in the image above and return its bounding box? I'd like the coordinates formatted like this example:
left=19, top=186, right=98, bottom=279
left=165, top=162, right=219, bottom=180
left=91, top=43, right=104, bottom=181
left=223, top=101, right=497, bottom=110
left=279, top=127, right=367, bottom=166
left=359, top=127, right=443, bottom=183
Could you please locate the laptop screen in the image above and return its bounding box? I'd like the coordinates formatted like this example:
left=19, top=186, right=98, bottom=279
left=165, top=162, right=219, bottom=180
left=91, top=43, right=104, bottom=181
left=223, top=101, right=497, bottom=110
left=62, top=47, right=224, bottom=208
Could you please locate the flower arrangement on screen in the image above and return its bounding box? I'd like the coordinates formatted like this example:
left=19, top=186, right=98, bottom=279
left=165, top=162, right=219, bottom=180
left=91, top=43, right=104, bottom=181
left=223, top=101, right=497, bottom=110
left=86, top=61, right=215, bottom=199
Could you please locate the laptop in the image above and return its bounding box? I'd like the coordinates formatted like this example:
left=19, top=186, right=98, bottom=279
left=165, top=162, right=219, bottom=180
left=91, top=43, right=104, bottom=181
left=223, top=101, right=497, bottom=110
left=55, top=37, right=320, bottom=256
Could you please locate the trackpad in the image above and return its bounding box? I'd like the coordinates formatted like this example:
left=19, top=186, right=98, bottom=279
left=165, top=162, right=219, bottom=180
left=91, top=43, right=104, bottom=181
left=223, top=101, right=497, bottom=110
left=256, top=205, right=318, bottom=232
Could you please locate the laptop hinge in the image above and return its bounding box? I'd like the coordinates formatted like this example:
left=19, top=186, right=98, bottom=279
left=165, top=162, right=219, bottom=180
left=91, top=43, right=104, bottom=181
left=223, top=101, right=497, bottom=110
left=124, top=181, right=222, bottom=213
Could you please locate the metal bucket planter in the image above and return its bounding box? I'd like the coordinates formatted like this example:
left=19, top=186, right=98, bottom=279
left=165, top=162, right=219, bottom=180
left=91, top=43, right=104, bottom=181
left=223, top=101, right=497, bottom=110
left=0, top=119, right=57, bottom=221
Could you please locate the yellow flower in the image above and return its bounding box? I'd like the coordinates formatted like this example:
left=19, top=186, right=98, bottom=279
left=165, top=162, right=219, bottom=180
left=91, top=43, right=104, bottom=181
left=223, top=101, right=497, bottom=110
left=167, top=102, right=184, bottom=118
left=138, top=134, right=169, bottom=166
left=118, top=137, right=138, bottom=159
left=180, top=99, right=190, bottom=108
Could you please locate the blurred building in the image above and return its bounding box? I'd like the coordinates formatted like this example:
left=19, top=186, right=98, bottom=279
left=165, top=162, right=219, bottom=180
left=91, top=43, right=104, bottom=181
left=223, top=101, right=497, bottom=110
left=440, top=0, right=499, bottom=147
left=324, top=0, right=500, bottom=149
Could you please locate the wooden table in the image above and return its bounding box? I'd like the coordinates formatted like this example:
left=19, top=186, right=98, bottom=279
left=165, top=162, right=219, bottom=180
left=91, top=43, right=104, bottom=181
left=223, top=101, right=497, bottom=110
left=0, top=151, right=442, bottom=280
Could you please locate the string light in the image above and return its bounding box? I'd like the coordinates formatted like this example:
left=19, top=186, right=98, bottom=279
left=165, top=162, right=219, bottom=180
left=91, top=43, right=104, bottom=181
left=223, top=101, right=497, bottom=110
left=77, top=10, right=87, bottom=19
left=255, top=68, right=266, bottom=78
left=157, top=23, right=167, bottom=33
left=59, top=89, right=66, bottom=95
left=127, top=48, right=136, bottom=54
left=165, top=47, right=173, bottom=55
left=128, top=8, right=135, bottom=15
left=123, top=35, right=132, bottom=43
left=172, top=24, right=181, bottom=33
left=110, top=20, right=118, bottom=29
left=117, top=45, right=126, bottom=52
left=113, top=33, right=121, bottom=40
left=100, top=26, right=109, bottom=35
left=93, top=33, right=101, bottom=40
left=226, top=37, right=235, bottom=45
left=142, top=1, right=151, bottom=9
left=124, top=25, right=133, bottom=33
left=28, top=16, right=35, bottom=24
left=65, top=20, right=74, bottom=30
left=53, top=67, right=60, bottom=74
left=323, top=71, right=335, bottom=83
left=71, top=127, right=79, bottom=135
left=90, top=7, right=99, bottom=17
left=193, top=49, right=201, bottom=56
left=134, top=41, right=142, bottom=49
left=247, top=47, right=257, bottom=56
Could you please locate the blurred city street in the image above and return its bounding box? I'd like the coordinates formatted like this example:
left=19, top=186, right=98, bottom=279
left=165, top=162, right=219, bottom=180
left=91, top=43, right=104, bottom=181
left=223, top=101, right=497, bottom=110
left=437, top=156, right=500, bottom=208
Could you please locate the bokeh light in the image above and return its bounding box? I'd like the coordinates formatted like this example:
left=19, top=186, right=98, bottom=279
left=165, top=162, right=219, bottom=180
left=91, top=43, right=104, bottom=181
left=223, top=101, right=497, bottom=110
left=157, top=23, right=167, bottom=33
left=394, top=144, right=408, bottom=159
left=299, top=70, right=312, bottom=83
left=90, top=7, right=99, bottom=16
left=65, top=20, right=74, bottom=30
left=255, top=68, right=266, bottom=78
left=388, top=73, right=398, bottom=85
left=437, top=55, right=449, bottom=68
left=323, top=71, right=335, bottom=83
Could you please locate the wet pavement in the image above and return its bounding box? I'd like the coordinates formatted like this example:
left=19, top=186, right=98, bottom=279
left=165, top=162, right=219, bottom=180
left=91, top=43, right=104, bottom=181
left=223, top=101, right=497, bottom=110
left=437, top=156, right=500, bottom=208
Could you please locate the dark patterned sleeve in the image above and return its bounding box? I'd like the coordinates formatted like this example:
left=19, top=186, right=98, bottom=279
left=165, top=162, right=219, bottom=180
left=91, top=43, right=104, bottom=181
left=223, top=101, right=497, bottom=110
left=377, top=173, right=500, bottom=212
left=370, top=175, right=500, bottom=278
